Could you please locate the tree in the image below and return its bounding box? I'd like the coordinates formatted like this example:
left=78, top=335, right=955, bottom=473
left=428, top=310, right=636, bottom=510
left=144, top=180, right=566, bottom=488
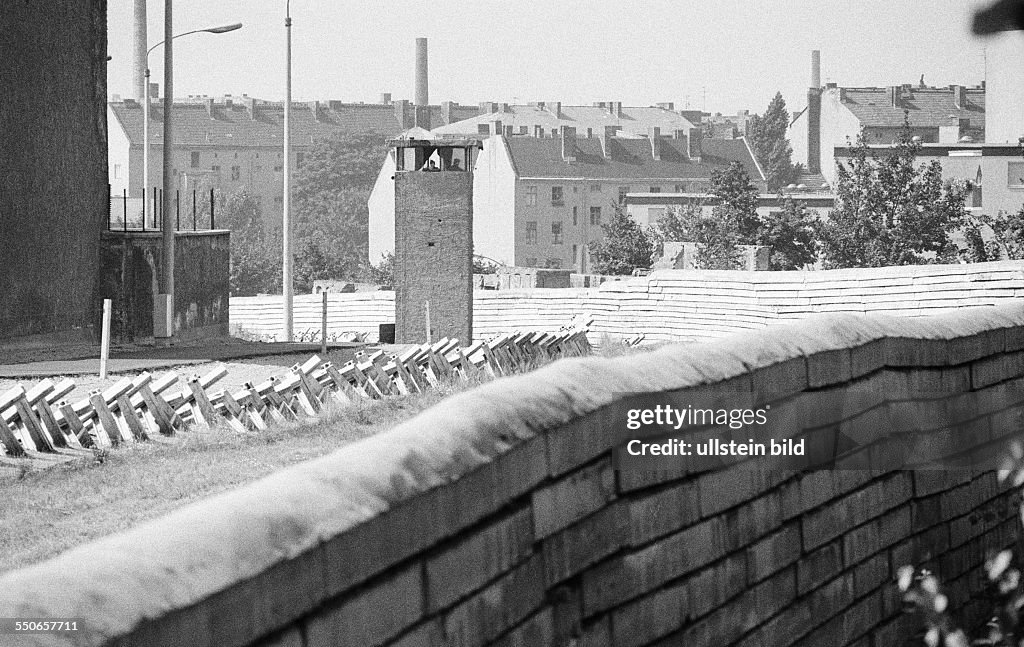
left=819, top=119, right=971, bottom=268
left=746, top=92, right=797, bottom=191
left=961, top=205, right=1024, bottom=263
left=651, top=203, right=741, bottom=270
left=361, top=251, right=394, bottom=289
left=219, top=189, right=280, bottom=296
left=292, top=132, right=388, bottom=284
left=711, top=161, right=760, bottom=244
left=587, top=205, right=655, bottom=275
left=758, top=198, right=820, bottom=270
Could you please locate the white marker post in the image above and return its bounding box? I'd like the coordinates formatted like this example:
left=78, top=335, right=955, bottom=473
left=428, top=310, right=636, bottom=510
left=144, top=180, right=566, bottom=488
left=99, top=298, right=112, bottom=379
left=424, top=300, right=431, bottom=344
left=320, top=289, right=328, bottom=356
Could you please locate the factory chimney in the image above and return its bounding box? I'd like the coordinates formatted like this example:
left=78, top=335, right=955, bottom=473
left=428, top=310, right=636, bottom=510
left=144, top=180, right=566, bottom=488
left=415, top=37, right=429, bottom=106
left=810, top=50, right=821, bottom=89
left=132, top=0, right=147, bottom=101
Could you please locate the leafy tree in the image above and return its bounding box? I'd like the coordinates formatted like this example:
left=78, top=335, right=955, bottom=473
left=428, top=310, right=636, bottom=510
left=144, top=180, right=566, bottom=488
left=588, top=205, right=655, bottom=275
left=759, top=198, right=821, bottom=270
left=819, top=119, right=971, bottom=268
left=711, top=161, right=760, bottom=244
left=651, top=203, right=741, bottom=270
left=292, top=132, right=388, bottom=284
left=961, top=206, right=1024, bottom=262
left=219, top=189, right=280, bottom=296
left=746, top=92, right=797, bottom=191
left=361, top=251, right=395, bottom=289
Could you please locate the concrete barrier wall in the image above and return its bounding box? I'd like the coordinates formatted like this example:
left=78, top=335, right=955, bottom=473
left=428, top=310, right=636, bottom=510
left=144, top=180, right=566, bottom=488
left=4, top=303, right=1024, bottom=646
left=230, top=261, right=1024, bottom=343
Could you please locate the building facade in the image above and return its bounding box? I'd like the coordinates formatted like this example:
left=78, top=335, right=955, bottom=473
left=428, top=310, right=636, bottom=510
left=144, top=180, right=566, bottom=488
left=369, top=128, right=766, bottom=272
left=107, top=95, right=480, bottom=223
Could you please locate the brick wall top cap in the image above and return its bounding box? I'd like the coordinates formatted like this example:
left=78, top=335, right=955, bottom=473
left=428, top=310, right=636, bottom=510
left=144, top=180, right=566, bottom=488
left=5, top=299, right=1024, bottom=644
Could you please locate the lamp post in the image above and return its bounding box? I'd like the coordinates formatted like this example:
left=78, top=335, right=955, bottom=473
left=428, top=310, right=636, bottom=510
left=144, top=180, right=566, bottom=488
left=142, top=22, right=242, bottom=225
left=283, top=0, right=294, bottom=342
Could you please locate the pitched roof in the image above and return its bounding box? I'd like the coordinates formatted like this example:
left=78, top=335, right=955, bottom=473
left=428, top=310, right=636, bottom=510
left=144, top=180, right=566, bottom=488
left=505, top=136, right=764, bottom=182
left=432, top=103, right=697, bottom=137
left=109, top=99, right=480, bottom=147
left=838, top=86, right=985, bottom=134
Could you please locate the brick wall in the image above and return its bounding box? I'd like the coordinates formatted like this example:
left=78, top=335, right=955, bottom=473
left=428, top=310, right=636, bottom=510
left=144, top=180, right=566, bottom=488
left=4, top=302, right=1024, bottom=646
left=0, top=0, right=107, bottom=343
left=231, top=261, right=1024, bottom=343
left=394, top=171, right=473, bottom=344
left=100, top=231, right=230, bottom=341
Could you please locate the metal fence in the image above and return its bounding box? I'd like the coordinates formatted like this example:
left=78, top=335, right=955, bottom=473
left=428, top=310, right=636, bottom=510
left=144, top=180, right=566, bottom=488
left=107, top=186, right=218, bottom=232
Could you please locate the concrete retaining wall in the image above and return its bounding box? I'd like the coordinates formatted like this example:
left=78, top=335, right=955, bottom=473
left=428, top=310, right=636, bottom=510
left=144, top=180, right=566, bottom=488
left=231, top=261, right=1024, bottom=343
left=3, top=302, right=1024, bottom=646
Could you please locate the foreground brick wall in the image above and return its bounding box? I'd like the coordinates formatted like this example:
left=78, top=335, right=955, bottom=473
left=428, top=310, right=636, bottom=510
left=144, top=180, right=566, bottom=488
left=231, top=261, right=1024, bottom=343
left=0, top=0, right=108, bottom=343
left=4, top=302, right=1024, bottom=646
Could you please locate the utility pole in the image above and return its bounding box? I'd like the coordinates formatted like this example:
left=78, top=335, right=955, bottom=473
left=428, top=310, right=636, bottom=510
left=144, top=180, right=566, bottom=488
left=282, top=0, right=294, bottom=342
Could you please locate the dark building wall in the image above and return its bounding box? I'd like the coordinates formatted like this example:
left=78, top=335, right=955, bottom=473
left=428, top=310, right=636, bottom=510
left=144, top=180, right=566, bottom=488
left=394, top=171, right=473, bottom=344
left=0, top=1, right=108, bottom=342
left=100, top=231, right=230, bottom=341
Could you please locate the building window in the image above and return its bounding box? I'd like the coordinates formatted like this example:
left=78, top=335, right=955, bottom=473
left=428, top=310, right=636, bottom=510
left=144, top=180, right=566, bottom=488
left=190, top=152, right=200, bottom=168
left=552, top=221, right=563, bottom=244
left=649, top=186, right=662, bottom=193
left=525, top=221, right=538, bottom=244
left=1009, top=162, right=1024, bottom=188
left=590, top=183, right=601, bottom=192
left=519, top=126, right=528, bottom=135
left=618, top=186, right=630, bottom=204
left=524, top=257, right=538, bottom=267
left=211, top=165, right=221, bottom=176
left=525, top=185, right=538, bottom=206
left=674, top=183, right=687, bottom=193
left=231, top=166, right=241, bottom=181
left=572, top=244, right=578, bottom=264
left=478, top=124, right=490, bottom=135
left=590, top=206, right=602, bottom=226
left=551, top=186, right=564, bottom=206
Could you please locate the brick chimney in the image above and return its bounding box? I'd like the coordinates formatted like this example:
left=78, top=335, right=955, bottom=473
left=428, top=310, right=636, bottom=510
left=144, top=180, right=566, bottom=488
left=656, top=102, right=675, bottom=110
left=534, top=125, right=545, bottom=137
left=479, top=101, right=497, bottom=114
left=608, top=101, right=624, bottom=117
left=600, top=125, right=618, bottom=158
left=648, top=126, right=662, bottom=161
left=952, top=85, right=967, bottom=110
left=440, top=101, right=455, bottom=125
left=308, top=101, right=321, bottom=123
left=889, top=85, right=902, bottom=108
left=205, top=97, right=215, bottom=119
left=547, top=101, right=562, bottom=118
left=561, top=126, right=577, bottom=162
left=380, top=92, right=392, bottom=105
left=242, top=97, right=257, bottom=120
left=394, top=99, right=413, bottom=129
left=807, top=88, right=822, bottom=173
left=687, top=126, right=702, bottom=161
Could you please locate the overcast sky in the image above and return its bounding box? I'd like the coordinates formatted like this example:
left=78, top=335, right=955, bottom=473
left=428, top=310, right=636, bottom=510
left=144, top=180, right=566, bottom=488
left=107, top=0, right=996, bottom=117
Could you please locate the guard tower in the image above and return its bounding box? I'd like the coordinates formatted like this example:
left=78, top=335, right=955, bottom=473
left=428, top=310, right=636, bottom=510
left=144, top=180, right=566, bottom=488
left=391, top=137, right=481, bottom=344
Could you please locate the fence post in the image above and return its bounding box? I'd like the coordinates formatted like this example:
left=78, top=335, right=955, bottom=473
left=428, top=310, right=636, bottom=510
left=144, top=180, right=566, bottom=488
left=123, top=188, right=128, bottom=232
left=99, top=298, right=112, bottom=379
left=192, top=190, right=197, bottom=230
left=107, top=184, right=112, bottom=230
left=142, top=185, right=146, bottom=229
left=210, top=188, right=215, bottom=230
left=321, top=290, right=328, bottom=355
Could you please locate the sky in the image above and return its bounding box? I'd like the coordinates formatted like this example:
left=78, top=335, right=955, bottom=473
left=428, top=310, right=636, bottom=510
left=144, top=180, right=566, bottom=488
left=106, top=0, right=997, bottom=117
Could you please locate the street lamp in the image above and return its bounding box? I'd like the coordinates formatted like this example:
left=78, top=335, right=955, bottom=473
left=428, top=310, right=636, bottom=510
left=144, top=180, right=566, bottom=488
left=283, top=0, right=294, bottom=342
left=142, top=22, right=242, bottom=223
